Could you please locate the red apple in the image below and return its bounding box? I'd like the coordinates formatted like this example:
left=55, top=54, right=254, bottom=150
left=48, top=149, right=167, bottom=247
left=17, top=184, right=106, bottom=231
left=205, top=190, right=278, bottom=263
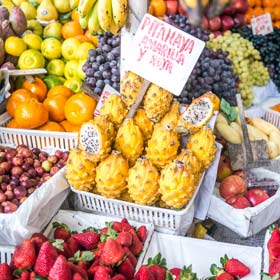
left=165, top=1, right=178, bottom=15
left=202, top=17, right=209, bottom=30
left=223, top=3, right=236, bottom=15
left=233, top=0, right=248, bottom=13
left=234, top=13, right=246, bottom=26
left=178, top=3, right=187, bottom=16
left=233, top=170, right=246, bottom=179
left=245, top=189, right=269, bottom=207
left=219, top=175, right=247, bottom=199
left=226, top=195, right=251, bottom=209
left=221, top=15, right=234, bottom=31
left=217, top=155, right=232, bottom=182
left=208, top=16, right=222, bottom=32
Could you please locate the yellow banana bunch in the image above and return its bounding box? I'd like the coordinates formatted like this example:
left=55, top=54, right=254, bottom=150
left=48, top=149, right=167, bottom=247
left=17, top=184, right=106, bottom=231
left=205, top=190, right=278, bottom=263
left=79, top=13, right=89, bottom=29
left=97, top=0, right=114, bottom=32
left=78, top=0, right=97, bottom=17
left=112, top=0, right=128, bottom=29
left=88, top=0, right=101, bottom=34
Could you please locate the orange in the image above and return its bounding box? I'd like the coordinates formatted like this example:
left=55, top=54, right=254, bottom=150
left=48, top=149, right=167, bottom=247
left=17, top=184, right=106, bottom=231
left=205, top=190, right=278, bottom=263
left=43, top=94, right=68, bottom=122
left=22, top=77, right=47, bottom=102
left=7, top=118, right=21, bottom=128
left=74, top=35, right=92, bottom=43
left=61, top=21, right=83, bottom=39
left=64, top=93, right=96, bottom=126
left=47, top=85, right=73, bottom=99
left=38, top=121, right=65, bottom=132
left=6, top=88, right=38, bottom=117
left=84, top=30, right=98, bottom=47
left=60, top=120, right=81, bottom=132
left=14, top=99, right=49, bottom=129
left=71, top=9, right=80, bottom=22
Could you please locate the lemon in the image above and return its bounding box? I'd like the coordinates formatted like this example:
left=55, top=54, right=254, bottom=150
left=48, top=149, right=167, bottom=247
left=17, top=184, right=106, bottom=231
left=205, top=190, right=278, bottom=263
left=64, top=60, right=79, bottom=80
left=64, top=78, right=82, bottom=93
left=41, top=38, right=61, bottom=60
left=23, top=33, right=42, bottom=50
left=61, top=38, right=80, bottom=60
left=5, top=36, right=26, bottom=56
left=43, top=22, right=62, bottom=39
left=18, top=49, right=45, bottom=69
left=20, top=2, right=37, bottom=19
left=47, top=59, right=65, bottom=76
left=75, top=42, right=95, bottom=60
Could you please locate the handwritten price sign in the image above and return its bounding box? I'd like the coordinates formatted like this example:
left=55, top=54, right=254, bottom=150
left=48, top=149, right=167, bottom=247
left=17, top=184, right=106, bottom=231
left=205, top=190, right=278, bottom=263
left=129, top=14, right=205, bottom=96
left=251, top=13, right=273, bottom=36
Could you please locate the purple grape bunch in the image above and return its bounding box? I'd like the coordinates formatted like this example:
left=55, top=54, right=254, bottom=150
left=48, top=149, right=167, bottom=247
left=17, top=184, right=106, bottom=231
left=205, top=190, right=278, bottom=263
left=83, top=32, right=121, bottom=95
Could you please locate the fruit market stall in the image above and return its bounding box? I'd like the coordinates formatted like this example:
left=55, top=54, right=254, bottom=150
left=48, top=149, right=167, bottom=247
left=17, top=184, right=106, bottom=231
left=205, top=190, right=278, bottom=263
left=0, top=0, right=280, bottom=279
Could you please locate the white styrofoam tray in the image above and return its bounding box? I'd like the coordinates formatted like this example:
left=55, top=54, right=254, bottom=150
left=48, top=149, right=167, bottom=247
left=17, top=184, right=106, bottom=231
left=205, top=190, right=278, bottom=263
left=44, top=210, right=154, bottom=271
left=142, top=232, right=262, bottom=279
left=208, top=168, right=280, bottom=237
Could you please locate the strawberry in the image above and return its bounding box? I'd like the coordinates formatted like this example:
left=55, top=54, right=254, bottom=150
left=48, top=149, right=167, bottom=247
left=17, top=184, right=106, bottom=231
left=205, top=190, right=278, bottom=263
left=170, top=268, right=181, bottom=279
left=53, top=222, right=71, bottom=241
left=120, top=219, right=133, bottom=231
left=49, top=255, right=72, bottom=280
left=100, top=227, right=109, bottom=235
left=268, top=228, right=280, bottom=248
left=29, top=272, right=36, bottom=280
left=100, top=238, right=126, bottom=265
left=222, top=255, right=250, bottom=278
left=117, top=257, right=135, bottom=279
left=31, top=233, right=48, bottom=254
left=123, top=247, right=137, bottom=268
left=269, top=244, right=280, bottom=260
left=66, top=236, right=80, bottom=257
left=73, top=232, right=100, bottom=250
left=134, top=265, right=155, bottom=280
left=72, top=273, right=84, bottom=280
left=129, top=229, right=143, bottom=256
left=116, top=231, right=133, bottom=247
left=18, top=271, right=30, bottom=280
left=89, top=265, right=114, bottom=277
left=113, top=222, right=123, bottom=233
left=88, top=257, right=101, bottom=276
left=216, top=272, right=234, bottom=280
left=137, top=226, right=147, bottom=242
left=67, top=262, right=88, bottom=280
left=111, top=274, right=126, bottom=280
left=13, top=240, right=36, bottom=269
left=270, top=257, right=280, bottom=276
left=94, top=266, right=112, bottom=280
left=34, top=241, right=58, bottom=277
left=147, top=253, right=167, bottom=280
left=0, top=263, right=12, bottom=280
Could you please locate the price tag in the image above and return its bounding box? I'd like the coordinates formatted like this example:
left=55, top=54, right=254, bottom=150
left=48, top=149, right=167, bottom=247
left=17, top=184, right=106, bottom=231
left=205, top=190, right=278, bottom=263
left=129, top=14, right=205, bottom=96
left=94, top=84, right=120, bottom=116
left=251, top=13, right=273, bottom=35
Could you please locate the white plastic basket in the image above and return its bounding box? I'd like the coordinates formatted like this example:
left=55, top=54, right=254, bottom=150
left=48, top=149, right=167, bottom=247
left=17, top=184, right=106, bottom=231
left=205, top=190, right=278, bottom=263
left=260, top=98, right=280, bottom=128
left=43, top=210, right=154, bottom=271
left=71, top=173, right=205, bottom=236
left=0, top=245, right=14, bottom=264
left=0, top=112, right=78, bottom=150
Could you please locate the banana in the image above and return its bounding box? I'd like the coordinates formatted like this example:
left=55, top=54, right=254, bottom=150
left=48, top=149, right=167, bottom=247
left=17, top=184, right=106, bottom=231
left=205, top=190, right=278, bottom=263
left=78, top=0, right=97, bottom=17
left=79, top=13, right=89, bottom=29
left=70, top=0, right=79, bottom=9
left=88, top=0, right=100, bottom=34
left=98, top=0, right=117, bottom=33
left=112, top=0, right=128, bottom=29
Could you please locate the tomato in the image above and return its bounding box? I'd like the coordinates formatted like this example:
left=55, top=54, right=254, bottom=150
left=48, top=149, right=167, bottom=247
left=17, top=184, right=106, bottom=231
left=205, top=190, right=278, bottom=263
left=22, top=77, right=48, bottom=102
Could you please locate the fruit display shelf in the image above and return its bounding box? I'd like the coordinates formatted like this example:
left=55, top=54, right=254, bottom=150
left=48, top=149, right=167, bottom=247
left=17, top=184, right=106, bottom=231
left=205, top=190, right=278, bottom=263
left=0, top=112, right=78, bottom=150
left=71, top=172, right=205, bottom=236
left=43, top=210, right=154, bottom=272
left=141, top=232, right=262, bottom=279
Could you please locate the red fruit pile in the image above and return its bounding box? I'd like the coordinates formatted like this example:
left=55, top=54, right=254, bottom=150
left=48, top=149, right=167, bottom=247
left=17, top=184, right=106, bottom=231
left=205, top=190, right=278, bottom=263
left=0, top=218, right=148, bottom=279
left=209, top=254, right=251, bottom=280
left=219, top=174, right=270, bottom=209
left=266, top=226, right=280, bottom=279
left=0, top=145, right=68, bottom=213
left=134, top=253, right=198, bottom=280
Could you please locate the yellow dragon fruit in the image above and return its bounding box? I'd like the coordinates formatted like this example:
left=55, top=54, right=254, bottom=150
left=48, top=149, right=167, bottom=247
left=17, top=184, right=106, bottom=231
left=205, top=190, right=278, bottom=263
left=93, top=115, right=116, bottom=142
left=95, top=150, right=129, bottom=199
left=66, top=147, right=96, bottom=192
left=115, top=119, right=144, bottom=166
left=134, top=108, right=154, bottom=141
left=187, top=127, right=217, bottom=169
left=146, top=125, right=180, bottom=168
left=158, top=101, right=180, bottom=130
left=128, top=156, right=160, bottom=205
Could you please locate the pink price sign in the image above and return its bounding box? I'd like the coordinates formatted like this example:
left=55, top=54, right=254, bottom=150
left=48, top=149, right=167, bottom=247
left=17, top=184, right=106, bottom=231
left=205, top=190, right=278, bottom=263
left=129, top=14, right=205, bottom=96
left=251, top=13, right=273, bottom=35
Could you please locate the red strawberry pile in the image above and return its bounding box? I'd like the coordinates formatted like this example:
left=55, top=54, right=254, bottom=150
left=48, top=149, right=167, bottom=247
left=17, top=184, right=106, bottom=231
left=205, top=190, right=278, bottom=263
left=134, top=253, right=199, bottom=280
left=0, top=218, right=148, bottom=280
left=208, top=255, right=250, bottom=280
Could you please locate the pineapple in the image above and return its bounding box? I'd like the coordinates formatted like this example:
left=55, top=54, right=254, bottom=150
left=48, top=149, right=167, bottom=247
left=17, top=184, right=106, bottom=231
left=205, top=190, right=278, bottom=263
left=158, top=101, right=180, bottom=130
left=143, top=84, right=173, bottom=123
left=146, top=125, right=180, bottom=168
left=66, top=148, right=96, bottom=192
left=177, top=94, right=215, bottom=134
left=115, top=119, right=144, bottom=166
left=95, top=151, right=129, bottom=199
left=121, top=71, right=144, bottom=108
left=100, top=94, right=128, bottom=126
left=187, top=127, right=217, bottom=169
left=128, top=156, right=160, bottom=205
left=79, top=120, right=112, bottom=162
left=159, top=160, right=197, bottom=209
left=134, top=108, right=154, bottom=141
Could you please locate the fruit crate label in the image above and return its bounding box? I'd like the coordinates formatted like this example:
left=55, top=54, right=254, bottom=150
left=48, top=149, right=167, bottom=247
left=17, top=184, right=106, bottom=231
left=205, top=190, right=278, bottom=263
left=251, top=13, right=273, bottom=36
left=129, top=14, right=205, bottom=96
left=94, top=84, right=120, bottom=116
